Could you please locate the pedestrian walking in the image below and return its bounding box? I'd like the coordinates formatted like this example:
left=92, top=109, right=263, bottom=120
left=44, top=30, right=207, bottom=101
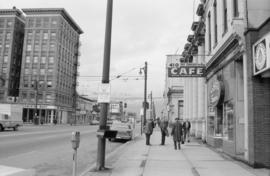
left=171, top=118, right=183, bottom=150
left=159, top=118, right=169, bottom=145
left=144, top=118, right=154, bottom=145
left=183, top=119, right=191, bottom=143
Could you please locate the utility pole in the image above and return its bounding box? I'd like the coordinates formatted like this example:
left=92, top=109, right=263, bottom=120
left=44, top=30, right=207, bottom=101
left=143, top=61, right=147, bottom=126
left=34, top=80, right=38, bottom=125
left=96, top=0, right=113, bottom=171
left=149, top=91, right=152, bottom=119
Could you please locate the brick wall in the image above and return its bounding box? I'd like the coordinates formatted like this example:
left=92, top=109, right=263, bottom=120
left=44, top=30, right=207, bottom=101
left=245, top=19, right=270, bottom=168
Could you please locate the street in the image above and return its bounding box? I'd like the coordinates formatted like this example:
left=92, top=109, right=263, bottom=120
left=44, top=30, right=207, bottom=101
left=0, top=125, right=124, bottom=176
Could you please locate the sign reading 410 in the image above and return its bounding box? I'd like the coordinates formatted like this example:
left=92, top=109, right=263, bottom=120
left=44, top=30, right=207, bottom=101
left=168, top=63, right=205, bottom=77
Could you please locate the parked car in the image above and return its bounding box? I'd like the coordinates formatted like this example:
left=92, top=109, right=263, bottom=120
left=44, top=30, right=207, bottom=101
left=89, top=120, right=99, bottom=125
left=109, top=122, right=134, bottom=141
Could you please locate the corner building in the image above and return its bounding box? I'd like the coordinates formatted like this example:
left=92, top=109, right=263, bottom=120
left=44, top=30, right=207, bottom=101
left=19, top=8, right=83, bottom=124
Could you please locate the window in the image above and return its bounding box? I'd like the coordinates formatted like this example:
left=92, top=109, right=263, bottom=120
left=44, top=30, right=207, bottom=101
left=24, top=69, right=30, bottom=74
left=46, top=94, right=52, bottom=103
left=6, top=32, right=11, bottom=40
left=26, top=44, right=32, bottom=51
left=40, top=64, right=46, bottom=69
left=36, top=18, right=42, bottom=27
left=43, top=18, right=49, bottom=27
left=30, top=93, right=35, bottom=102
left=223, top=101, right=234, bottom=140
left=47, top=81, right=52, bottom=88
left=32, top=69, right=38, bottom=75
left=32, top=63, right=38, bottom=69
left=3, top=56, right=8, bottom=63
left=22, top=92, right=27, bottom=100
left=28, top=18, right=34, bottom=27
left=208, top=12, right=212, bottom=52
left=0, top=19, right=4, bottom=28
left=213, top=0, right=218, bottom=44
left=233, top=0, right=239, bottom=17
left=43, top=32, right=48, bottom=40
left=41, top=57, right=46, bottom=63
left=7, top=20, right=12, bottom=28
left=223, top=0, right=228, bottom=33
left=25, top=56, right=31, bottom=63
left=51, top=19, right=58, bottom=27
left=48, top=57, right=54, bottom=63
left=27, top=31, right=33, bottom=39
left=40, top=69, right=45, bottom=75
left=25, top=63, right=30, bottom=68
left=33, top=57, right=38, bottom=63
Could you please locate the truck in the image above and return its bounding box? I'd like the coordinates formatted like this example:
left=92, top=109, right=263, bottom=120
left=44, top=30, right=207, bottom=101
left=0, top=104, right=23, bottom=131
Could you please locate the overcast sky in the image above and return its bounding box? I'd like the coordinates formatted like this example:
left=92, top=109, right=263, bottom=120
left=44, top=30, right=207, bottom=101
left=1, top=0, right=199, bottom=113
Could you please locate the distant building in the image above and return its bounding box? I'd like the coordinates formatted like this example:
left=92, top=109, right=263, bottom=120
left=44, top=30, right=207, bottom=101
left=163, top=55, right=184, bottom=123
left=0, top=8, right=25, bottom=103
left=75, top=95, right=96, bottom=124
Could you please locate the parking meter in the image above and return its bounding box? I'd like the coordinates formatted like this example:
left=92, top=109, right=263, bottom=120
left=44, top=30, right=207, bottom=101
left=71, top=131, right=80, bottom=150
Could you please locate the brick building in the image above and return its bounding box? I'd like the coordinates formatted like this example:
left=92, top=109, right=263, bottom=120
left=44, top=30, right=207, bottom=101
left=0, top=8, right=25, bottom=103
left=18, top=8, right=83, bottom=124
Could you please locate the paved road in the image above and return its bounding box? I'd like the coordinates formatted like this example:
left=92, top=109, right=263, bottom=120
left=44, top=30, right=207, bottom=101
left=0, top=125, right=124, bottom=176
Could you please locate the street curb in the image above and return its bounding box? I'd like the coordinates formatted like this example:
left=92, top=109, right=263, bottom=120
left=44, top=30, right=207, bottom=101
left=79, top=134, right=142, bottom=176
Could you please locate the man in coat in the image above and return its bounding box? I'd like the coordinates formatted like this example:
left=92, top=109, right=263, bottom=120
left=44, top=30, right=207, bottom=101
left=183, top=119, right=191, bottom=143
left=144, top=118, right=154, bottom=145
left=171, top=118, right=183, bottom=150
left=159, top=118, right=169, bottom=145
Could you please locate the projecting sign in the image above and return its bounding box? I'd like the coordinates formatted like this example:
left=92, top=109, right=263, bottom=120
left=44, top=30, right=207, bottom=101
left=97, top=83, right=111, bottom=103
left=168, top=65, right=205, bottom=77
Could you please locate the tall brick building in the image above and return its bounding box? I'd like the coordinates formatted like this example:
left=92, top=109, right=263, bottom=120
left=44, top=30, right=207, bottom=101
left=0, top=8, right=25, bottom=102
left=19, top=8, right=83, bottom=124
left=0, top=8, right=83, bottom=124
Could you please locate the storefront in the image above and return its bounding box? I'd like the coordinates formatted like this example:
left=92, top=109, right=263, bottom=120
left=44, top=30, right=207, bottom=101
left=22, top=104, right=72, bottom=124
left=206, top=35, right=246, bottom=158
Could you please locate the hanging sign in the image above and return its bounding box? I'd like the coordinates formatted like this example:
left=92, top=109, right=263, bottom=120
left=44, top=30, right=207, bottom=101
left=168, top=64, right=205, bottom=77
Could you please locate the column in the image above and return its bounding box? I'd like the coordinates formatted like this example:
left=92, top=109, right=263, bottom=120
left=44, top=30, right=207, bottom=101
left=192, top=56, right=199, bottom=137
left=198, top=43, right=206, bottom=139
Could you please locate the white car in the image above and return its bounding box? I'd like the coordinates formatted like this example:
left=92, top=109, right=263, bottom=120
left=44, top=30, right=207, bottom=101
left=109, top=122, right=134, bottom=141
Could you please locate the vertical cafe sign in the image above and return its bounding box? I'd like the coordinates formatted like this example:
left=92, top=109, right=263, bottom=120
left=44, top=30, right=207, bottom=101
left=168, top=63, right=205, bottom=77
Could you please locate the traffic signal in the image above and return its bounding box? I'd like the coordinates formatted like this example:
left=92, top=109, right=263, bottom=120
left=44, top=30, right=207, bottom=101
left=124, top=103, right=127, bottom=108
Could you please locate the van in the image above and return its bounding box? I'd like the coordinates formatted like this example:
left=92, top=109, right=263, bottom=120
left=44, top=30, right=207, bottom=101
left=0, top=104, right=23, bottom=131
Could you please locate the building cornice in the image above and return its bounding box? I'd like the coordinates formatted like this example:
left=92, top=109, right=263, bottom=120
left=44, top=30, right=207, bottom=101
left=205, top=33, right=241, bottom=78
left=22, top=8, right=83, bottom=34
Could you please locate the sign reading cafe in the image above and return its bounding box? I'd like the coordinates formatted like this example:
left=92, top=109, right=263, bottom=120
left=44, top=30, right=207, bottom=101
left=168, top=63, right=205, bottom=77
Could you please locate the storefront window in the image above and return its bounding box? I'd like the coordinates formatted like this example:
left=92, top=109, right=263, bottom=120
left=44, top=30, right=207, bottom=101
left=215, top=105, right=223, bottom=137
left=223, top=101, right=234, bottom=140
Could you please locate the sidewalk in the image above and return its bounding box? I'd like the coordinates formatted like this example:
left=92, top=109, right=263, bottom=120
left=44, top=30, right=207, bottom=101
left=84, top=131, right=270, bottom=176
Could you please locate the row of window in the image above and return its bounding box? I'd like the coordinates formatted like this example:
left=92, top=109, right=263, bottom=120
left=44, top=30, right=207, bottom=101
left=207, top=0, right=239, bottom=52
left=0, top=19, right=13, bottom=28
left=27, top=17, right=58, bottom=28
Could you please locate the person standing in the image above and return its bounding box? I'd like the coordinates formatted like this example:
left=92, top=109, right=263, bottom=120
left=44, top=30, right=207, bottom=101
left=159, top=119, right=169, bottom=145
left=144, top=119, right=154, bottom=145
left=183, top=119, right=191, bottom=143
left=171, top=118, right=183, bottom=150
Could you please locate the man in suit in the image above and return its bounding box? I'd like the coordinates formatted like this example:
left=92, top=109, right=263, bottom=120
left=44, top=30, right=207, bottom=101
left=183, top=119, right=191, bottom=143
left=159, top=118, right=169, bottom=145
left=171, top=118, right=183, bottom=150
left=144, top=118, right=154, bottom=145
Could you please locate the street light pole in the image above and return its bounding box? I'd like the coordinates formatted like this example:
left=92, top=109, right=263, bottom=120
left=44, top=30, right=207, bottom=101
left=96, top=0, right=113, bottom=171
left=143, top=61, right=147, bottom=126
left=34, top=80, right=38, bottom=125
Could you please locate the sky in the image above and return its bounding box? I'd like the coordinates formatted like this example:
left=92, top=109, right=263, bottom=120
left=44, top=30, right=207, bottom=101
left=0, top=0, right=199, bottom=115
